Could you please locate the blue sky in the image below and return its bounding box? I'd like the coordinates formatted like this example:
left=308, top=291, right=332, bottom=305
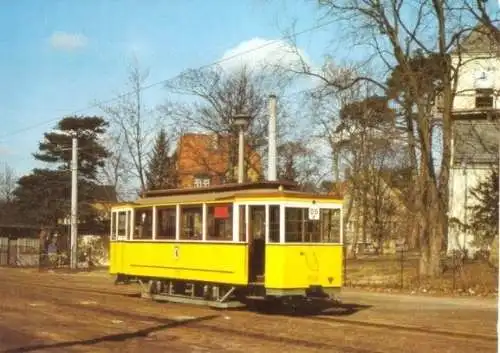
left=0, top=0, right=347, bottom=176
left=3, top=1, right=495, bottom=178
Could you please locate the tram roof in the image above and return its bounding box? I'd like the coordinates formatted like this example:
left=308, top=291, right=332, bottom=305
left=119, top=181, right=343, bottom=206
left=142, top=181, right=296, bottom=197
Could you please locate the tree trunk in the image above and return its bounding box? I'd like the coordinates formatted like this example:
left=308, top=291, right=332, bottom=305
left=489, top=233, right=499, bottom=269
left=406, top=109, right=422, bottom=250
left=38, top=228, right=49, bottom=267
left=350, top=194, right=361, bottom=259
left=417, top=109, right=444, bottom=278
left=343, top=190, right=357, bottom=259
left=419, top=180, right=444, bottom=277
left=405, top=106, right=419, bottom=175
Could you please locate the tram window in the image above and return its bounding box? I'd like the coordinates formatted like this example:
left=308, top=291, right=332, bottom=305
left=238, top=205, right=246, bottom=242
left=285, top=207, right=341, bottom=243
left=180, top=205, right=202, bottom=240
left=269, top=205, right=280, bottom=243
left=206, top=204, right=233, bottom=241
left=320, top=209, right=341, bottom=243
left=117, top=211, right=127, bottom=237
left=249, top=206, right=265, bottom=241
left=134, top=208, right=153, bottom=239
left=285, top=208, right=305, bottom=242
left=156, top=207, right=176, bottom=239
left=111, top=212, right=117, bottom=240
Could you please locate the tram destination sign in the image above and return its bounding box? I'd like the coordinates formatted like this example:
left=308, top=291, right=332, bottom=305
left=308, top=203, right=320, bottom=220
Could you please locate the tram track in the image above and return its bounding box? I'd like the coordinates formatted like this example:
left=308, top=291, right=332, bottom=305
left=302, top=315, right=497, bottom=342
left=7, top=280, right=383, bottom=353
left=9, top=278, right=497, bottom=345
left=8, top=278, right=138, bottom=299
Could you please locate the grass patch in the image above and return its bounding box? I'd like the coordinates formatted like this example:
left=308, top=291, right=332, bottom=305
left=345, top=254, right=498, bottom=296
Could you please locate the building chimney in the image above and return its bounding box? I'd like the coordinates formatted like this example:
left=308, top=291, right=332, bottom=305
left=268, top=94, right=277, bottom=181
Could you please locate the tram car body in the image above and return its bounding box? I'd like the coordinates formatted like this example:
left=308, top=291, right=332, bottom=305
left=109, top=181, right=344, bottom=308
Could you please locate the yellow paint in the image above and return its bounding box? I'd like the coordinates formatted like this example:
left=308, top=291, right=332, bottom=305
left=110, top=242, right=248, bottom=285
left=111, top=241, right=343, bottom=291
left=265, top=244, right=343, bottom=289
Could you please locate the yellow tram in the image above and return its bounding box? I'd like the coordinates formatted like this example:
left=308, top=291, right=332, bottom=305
left=109, top=181, right=344, bottom=308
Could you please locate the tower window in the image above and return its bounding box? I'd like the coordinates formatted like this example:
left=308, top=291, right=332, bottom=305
left=475, top=89, right=494, bottom=108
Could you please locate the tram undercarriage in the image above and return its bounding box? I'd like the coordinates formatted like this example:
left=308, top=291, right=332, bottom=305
left=116, top=274, right=339, bottom=309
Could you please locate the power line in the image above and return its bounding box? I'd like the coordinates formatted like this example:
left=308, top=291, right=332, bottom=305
left=0, top=19, right=336, bottom=141
left=0, top=85, right=319, bottom=172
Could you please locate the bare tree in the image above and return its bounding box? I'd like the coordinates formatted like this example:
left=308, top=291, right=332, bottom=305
left=460, top=0, right=500, bottom=42
left=277, top=138, right=325, bottom=188
left=0, top=163, right=16, bottom=203
left=100, top=60, right=159, bottom=192
left=164, top=64, right=292, bottom=182
left=97, top=128, right=130, bottom=201
left=331, top=92, right=408, bottom=256
left=285, top=0, right=493, bottom=277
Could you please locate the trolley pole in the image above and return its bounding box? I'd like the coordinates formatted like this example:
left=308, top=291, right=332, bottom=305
left=70, top=136, right=78, bottom=269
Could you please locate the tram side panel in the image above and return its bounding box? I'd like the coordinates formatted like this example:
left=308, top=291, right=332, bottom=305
left=110, top=241, right=129, bottom=274
left=265, top=244, right=343, bottom=295
left=109, top=242, right=121, bottom=274
left=110, top=241, right=249, bottom=285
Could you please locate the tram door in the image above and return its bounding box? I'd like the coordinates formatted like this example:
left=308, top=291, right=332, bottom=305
left=248, top=205, right=266, bottom=283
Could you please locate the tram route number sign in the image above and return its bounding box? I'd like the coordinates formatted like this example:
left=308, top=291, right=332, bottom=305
left=308, top=204, right=320, bottom=220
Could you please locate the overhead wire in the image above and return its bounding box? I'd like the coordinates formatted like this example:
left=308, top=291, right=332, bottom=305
left=0, top=18, right=336, bottom=141
left=3, top=18, right=339, bottom=204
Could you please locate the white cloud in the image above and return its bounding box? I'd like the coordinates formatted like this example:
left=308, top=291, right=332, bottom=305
left=49, top=31, right=88, bottom=51
left=219, top=37, right=311, bottom=73
left=0, top=146, right=13, bottom=156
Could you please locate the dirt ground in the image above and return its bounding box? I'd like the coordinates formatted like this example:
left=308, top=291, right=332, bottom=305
left=0, top=268, right=497, bottom=353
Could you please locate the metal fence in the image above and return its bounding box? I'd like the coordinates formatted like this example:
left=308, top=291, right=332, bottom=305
left=0, top=234, right=108, bottom=270
left=0, top=237, right=40, bottom=267
left=343, top=248, right=498, bottom=292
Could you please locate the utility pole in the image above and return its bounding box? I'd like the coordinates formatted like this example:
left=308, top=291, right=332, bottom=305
left=233, top=113, right=251, bottom=183
left=268, top=94, right=277, bottom=181
left=238, top=125, right=245, bottom=183
left=70, top=136, right=78, bottom=269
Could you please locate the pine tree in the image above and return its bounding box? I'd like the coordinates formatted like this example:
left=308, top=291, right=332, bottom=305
left=33, top=115, right=109, bottom=180
left=467, top=167, right=499, bottom=250
left=145, top=129, right=177, bottom=190
left=13, top=115, right=110, bottom=228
